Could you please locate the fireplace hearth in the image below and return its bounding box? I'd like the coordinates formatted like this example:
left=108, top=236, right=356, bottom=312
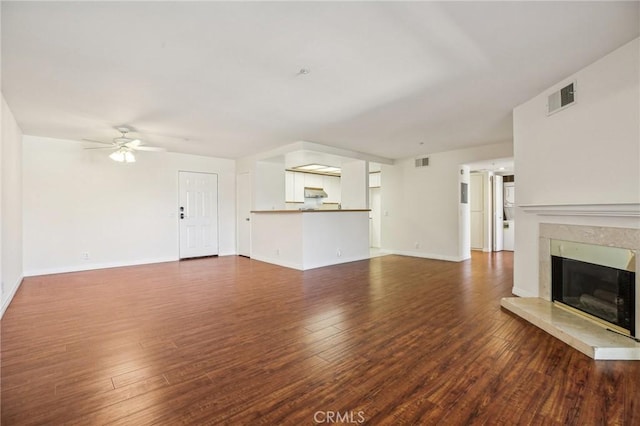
left=501, top=222, right=640, bottom=360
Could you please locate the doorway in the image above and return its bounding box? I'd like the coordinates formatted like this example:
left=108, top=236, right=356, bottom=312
left=369, top=187, right=381, bottom=248
left=465, top=158, right=514, bottom=254
left=237, top=172, right=251, bottom=257
left=178, top=171, right=219, bottom=259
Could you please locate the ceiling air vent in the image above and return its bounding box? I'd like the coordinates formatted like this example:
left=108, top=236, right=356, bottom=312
left=415, top=157, right=429, bottom=168
left=547, top=81, right=576, bottom=115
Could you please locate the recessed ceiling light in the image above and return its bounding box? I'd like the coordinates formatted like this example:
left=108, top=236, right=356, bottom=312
left=298, top=68, right=311, bottom=75
left=290, top=164, right=341, bottom=176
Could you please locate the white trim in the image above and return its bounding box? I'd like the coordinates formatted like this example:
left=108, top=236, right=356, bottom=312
left=24, top=256, right=177, bottom=277
left=303, top=255, right=370, bottom=270
left=250, top=254, right=371, bottom=271
left=250, top=255, right=303, bottom=271
left=1, top=276, right=24, bottom=319
left=388, top=250, right=465, bottom=262
left=519, top=203, right=640, bottom=217
left=510, top=286, right=538, bottom=298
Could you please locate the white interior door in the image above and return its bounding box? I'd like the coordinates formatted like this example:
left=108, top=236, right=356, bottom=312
left=179, top=171, right=218, bottom=259
left=493, top=175, right=504, bottom=252
left=237, top=172, right=251, bottom=257
left=470, top=173, right=484, bottom=250
left=369, top=187, right=381, bottom=248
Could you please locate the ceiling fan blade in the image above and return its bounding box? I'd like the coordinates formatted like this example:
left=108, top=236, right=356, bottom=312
left=84, top=146, right=116, bottom=150
left=125, top=139, right=142, bottom=147
left=134, top=146, right=167, bottom=152
left=81, top=138, right=114, bottom=145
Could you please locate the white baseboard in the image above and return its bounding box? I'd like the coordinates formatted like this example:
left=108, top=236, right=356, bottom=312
left=24, top=256, right=178, bottom=277
left=1, top=276, right=24, bottom=319
left=250, top=255, right=304, bottom=270
left=387, top=249, right=465, bottom=262
left=303, top=255, right=370, bottom=270
left=510, top=286, right=539, bottom=298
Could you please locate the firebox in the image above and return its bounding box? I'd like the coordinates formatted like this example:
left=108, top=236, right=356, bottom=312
left=551, top=239, right=636, bottom=337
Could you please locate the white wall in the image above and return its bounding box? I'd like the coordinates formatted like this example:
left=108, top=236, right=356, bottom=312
left=23, top=135, right=236, bottom=275
left=341, top=160, right=368, bottom=209
left=381, top=141, right=513, bottom=261
left=302, top=211, right=369, bottom=269
left=1, top=95, right=24, bottom=316
left=513, top=38, right=640, bottom=298
left=253, top=160, right=285, bottom=211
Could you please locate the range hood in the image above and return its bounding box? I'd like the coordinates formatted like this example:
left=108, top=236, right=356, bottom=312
left=304, top=187, right=328, bottom=198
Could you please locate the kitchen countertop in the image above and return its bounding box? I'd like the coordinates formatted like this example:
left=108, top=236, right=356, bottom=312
left=251, top=209, right=370, bottom=213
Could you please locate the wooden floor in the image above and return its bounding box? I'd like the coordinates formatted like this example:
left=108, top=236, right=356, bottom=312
left=2, top=252, right=639, bottom=424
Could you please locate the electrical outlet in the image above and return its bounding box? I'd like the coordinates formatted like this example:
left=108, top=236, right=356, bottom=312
left=337, top=249, right=342, bottom=257
left=414, top=242, right=420, bottom=249
left=276, top=248, right=280, bottom=256
left=82, top=252, right=90, bottom=260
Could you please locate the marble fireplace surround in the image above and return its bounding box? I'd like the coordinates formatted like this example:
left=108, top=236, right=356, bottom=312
left=502, top=221, right=640, bottom=360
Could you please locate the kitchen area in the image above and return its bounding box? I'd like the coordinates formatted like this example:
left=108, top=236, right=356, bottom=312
left=239, top=142, right=390, bottom=270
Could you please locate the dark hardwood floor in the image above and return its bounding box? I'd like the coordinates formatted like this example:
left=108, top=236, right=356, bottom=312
left=2, top=252, right=639, bottom=424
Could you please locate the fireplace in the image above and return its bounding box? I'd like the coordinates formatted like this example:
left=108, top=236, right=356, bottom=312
left=551, top=239, right=636, bottom=336
left=502, top=220, right=640, bottom=359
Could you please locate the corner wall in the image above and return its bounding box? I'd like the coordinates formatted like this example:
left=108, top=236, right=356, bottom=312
left=381, top=141, right=513, bottom=261
left=513, top=38, right=640, bottom=297
left=1, top=94, right=24, bottom=317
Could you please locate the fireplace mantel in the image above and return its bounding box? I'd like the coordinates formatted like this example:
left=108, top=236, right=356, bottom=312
left=519, top=203, right=640, bottom=217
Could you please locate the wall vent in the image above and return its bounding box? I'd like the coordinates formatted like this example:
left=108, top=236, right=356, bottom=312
left=415, top=157, right=429, bottom=168
left=547, top=81, right=576, bottom=115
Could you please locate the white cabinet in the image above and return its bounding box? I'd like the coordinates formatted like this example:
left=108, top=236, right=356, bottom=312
left=285, top=171, right=294, bottom=202
left=304, top=173, right=323, bottom=189
left=323, top=175, right=341, bottom=203
left=286, top=171, right=342, bottom=204
left=293, top=173, right=305, bottom=202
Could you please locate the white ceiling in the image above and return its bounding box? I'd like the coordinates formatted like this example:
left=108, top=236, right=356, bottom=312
left=2, top=2, right=638, bottom=160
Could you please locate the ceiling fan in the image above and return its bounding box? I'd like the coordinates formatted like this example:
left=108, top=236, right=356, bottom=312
left=83, top=127, right=166, bottom=163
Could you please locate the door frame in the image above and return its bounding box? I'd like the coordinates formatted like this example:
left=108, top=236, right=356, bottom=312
left=237, top=172, right=251, bottom=257
left=178, top=170, right=219, bottom=259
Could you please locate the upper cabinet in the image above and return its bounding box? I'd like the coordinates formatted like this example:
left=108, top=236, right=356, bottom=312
left=285, top=171, right=341, bottom=204
left=285, top=171, right=295, bottom=202
left=323, top=175, right=341, bottom=203
left=293, top=172, right=305, bottom=202
left=304, top=173, right=323, bottom=189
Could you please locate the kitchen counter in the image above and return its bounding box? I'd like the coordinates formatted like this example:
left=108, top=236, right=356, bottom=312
left=251, top=209, right=370, bottom=213
left=250, top=209, right=370, bottom=270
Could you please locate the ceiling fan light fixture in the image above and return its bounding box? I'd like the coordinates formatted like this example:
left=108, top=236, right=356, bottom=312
left=109, top=149, right=125, bottom=162
left=109, top=148, right=136, bottom=163
left=124, top=151, right=136, bottom=163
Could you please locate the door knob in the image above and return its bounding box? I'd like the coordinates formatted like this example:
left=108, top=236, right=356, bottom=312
left=245, top=218, right=250, bottom=222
